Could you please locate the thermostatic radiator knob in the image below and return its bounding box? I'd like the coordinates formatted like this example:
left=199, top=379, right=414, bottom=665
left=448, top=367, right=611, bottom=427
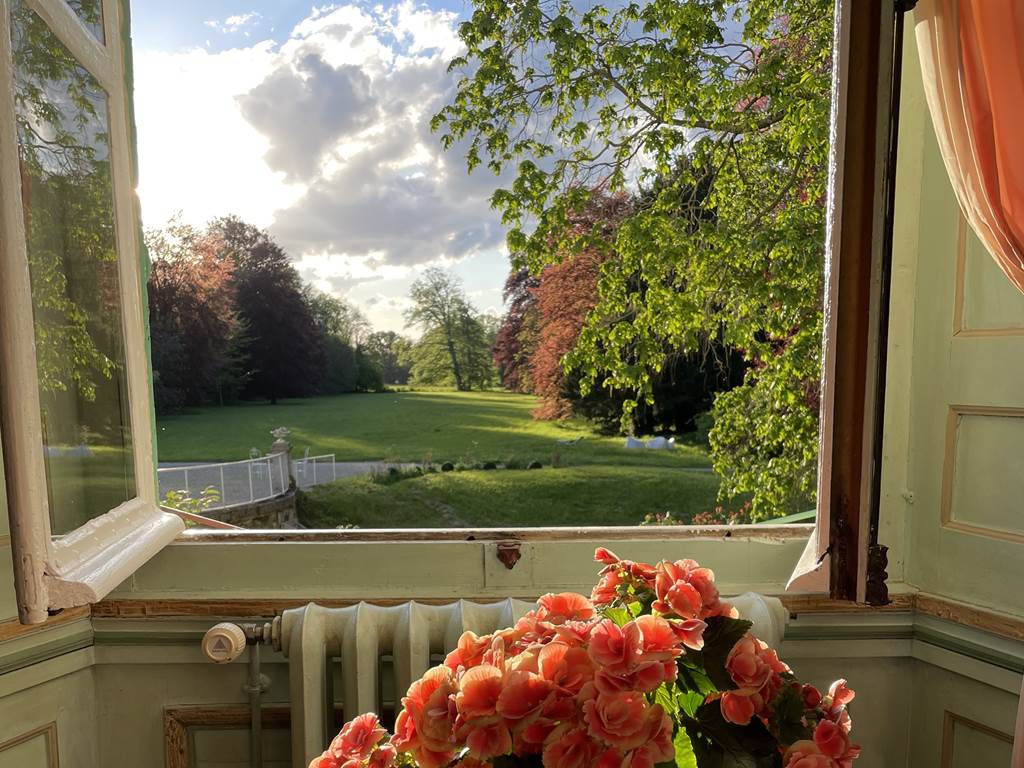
left=202, top=622, right=247, bottom=663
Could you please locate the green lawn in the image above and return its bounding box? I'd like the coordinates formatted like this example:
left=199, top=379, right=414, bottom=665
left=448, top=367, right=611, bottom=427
left=297, top=465, right=721, bottom=528
left=158, top=389, right=721, bottom=528
left=156, top=390, right=710, bottom=469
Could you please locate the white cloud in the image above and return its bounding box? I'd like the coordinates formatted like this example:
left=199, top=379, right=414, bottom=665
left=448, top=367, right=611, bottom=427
left=135, top=1, right=511, bottom=329
left=135, top=42, right=305, bottom=230
left=204, top=12, right=262, bottom=34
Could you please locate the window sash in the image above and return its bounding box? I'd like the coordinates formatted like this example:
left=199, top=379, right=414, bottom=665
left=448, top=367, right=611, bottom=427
left=0, top=0, right=182, bottom=625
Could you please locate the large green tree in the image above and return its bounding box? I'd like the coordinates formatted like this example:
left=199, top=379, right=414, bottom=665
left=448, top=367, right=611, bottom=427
left=305, top=289, right=384, bottom=394
left=435, top=0, right=831, bottom=517
left=406, top=268, right=496, bottom=390
left=363, top=331, right=414, bottom=385
left=210, top=217, right=326, bottom=404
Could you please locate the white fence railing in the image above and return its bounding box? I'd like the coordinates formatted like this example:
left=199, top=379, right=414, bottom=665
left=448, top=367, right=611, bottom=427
left=293, top=454, right=337, bottom=489
left=158, top=452, right=290, bottom=509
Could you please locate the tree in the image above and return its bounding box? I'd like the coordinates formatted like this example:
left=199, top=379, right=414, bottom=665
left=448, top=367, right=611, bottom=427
left=405, top=268, right=495, bottom=390
left=304, top=288, right=371, bottom=345
left=320, top=336, right=358, bottom=394
left=304, top=289, right=371, bottom=394
left=355, top=347, right=385, bottom=392
left=363, top=331, right=413, bottom=385
left=435, top=2, right=831, bottom=517
left=146, top=219, right=243, bottom=411
left=210, top=216, right=325, bottom=404
left=529, top=192, right=631, bottom=419
left=492, top=268, right=539, bottom=392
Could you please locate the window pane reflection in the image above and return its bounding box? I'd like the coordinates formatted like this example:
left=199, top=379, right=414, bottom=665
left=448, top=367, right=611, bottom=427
left=11, top=2, right=135, bottom=534
left=65, top=0, right=104, bottom=43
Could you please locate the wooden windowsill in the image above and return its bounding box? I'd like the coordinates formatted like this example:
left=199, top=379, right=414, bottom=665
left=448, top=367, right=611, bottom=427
left=176, top=524, right=815, bottom=544
left=0, top=606, right=90, bottom=643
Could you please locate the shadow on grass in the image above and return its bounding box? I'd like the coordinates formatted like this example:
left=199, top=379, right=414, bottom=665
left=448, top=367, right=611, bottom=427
left=297, top=465, right=722, bottom=529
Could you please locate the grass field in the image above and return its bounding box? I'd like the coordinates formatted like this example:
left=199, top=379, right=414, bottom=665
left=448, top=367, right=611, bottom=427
left=297, top=466, right=721, bottom=528
left=157, top=390, right=721, bottom=527
left=156, top=390, right=711, bottom=468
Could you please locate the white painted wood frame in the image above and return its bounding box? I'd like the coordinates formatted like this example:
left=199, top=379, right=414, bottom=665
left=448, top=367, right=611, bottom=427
left=0, top=0, right=183, bottom=624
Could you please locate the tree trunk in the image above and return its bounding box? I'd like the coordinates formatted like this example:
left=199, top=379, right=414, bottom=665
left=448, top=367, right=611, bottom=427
left=445, top=336, right=465, bottom=391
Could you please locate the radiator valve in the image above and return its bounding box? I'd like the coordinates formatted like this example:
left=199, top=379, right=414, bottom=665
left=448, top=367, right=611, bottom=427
left=202, top=622, right=247, bottom=663
left=202, top=621, right=271, bottom=663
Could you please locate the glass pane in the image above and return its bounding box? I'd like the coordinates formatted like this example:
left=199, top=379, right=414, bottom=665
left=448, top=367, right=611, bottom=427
left=65, top=0, right=104, bottom=43
left=11, top=2, right=135, bottom=535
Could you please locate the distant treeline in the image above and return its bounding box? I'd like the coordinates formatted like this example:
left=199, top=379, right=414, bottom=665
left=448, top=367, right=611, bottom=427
left=146, top=216, right=412, bottom=413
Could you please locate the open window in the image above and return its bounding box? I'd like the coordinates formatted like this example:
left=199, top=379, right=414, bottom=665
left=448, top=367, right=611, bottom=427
left=0, top=0, right=183, bottom=624
left=2, top=0, right=912, bottom=623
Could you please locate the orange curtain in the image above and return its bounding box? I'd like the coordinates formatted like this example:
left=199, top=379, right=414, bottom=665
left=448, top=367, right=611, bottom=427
left=915, top=0, right=1024, bottom=293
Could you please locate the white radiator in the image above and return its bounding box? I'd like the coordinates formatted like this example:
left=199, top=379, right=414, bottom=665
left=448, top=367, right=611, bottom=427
left=266, top=592, right=786, bottom=768
left=270, top=599, right=536, bottom=767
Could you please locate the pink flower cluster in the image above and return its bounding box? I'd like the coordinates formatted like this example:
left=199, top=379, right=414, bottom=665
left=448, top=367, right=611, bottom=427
left=310, top=713, right=397, bottom=768
left=591, top=548, right=736, bottom=625
left=314, top=548, right=862, bottom=768
left=391, top=591, right=685, bottom=768
left=719, top=633, right=791, bottom=726
left=781, top=681, right=861, bottom=768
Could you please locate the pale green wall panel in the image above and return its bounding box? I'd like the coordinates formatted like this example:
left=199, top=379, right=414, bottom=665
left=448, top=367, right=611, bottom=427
left=948, top=715, right=1012, bottom=768
left=0, top=667, right=97, bottom=768
left=883, top=16, right=1024, bottom=617
left=959, top=233, right=1024, bottom=332
left=907, top=661, right=1019, bottom=767
left=947, top=412, right=1024, bottom=536
left=94, top=658, right=291, bottom=767
left=0, top=730, right=52, bottom=768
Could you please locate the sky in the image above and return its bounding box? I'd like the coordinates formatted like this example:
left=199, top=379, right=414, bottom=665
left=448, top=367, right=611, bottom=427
left=130, top=0, right=509, bottom=334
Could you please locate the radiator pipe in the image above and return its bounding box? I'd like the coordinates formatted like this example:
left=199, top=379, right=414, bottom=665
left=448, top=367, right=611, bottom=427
left=202, top=622, right=272, bottom=768
left=244, top=640, right=264, bottom=768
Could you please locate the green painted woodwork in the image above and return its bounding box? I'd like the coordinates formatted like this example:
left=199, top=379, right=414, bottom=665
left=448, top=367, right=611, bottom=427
left=0, top=662, right=97, bottom=767
left=883, top=23, right=1024, bottom=618
left=1, top=432, right=14, bottom=624
left=0, top=548, right=14, bottom=625
left=759, top=509, right=816, bottom=525
left=108, top=536, right=810, bottom=601
left=0, top=619, right=92, bottom=677
left=908, top=662, right=1018, bottom=767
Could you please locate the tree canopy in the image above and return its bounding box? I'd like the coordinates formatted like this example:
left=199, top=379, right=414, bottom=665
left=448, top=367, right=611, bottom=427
left=146, top=220, right=244, bottom=410
left=436, top=0, right=832, bottom=517
left=405, top=268, right=496, bottom=390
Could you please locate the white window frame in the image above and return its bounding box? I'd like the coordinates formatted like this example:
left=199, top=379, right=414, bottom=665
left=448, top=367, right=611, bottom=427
left=1, top=0, right=898, bottom=621
left=0, top=0, right=183, bottom=624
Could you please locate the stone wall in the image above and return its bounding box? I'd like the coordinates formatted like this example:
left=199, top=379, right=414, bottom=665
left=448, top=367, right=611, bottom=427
left=210, top=489, right=298, bottom=529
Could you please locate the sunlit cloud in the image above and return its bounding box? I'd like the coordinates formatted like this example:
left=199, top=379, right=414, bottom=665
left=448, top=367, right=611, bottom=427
left=134, top=1, right=510, bottom=329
